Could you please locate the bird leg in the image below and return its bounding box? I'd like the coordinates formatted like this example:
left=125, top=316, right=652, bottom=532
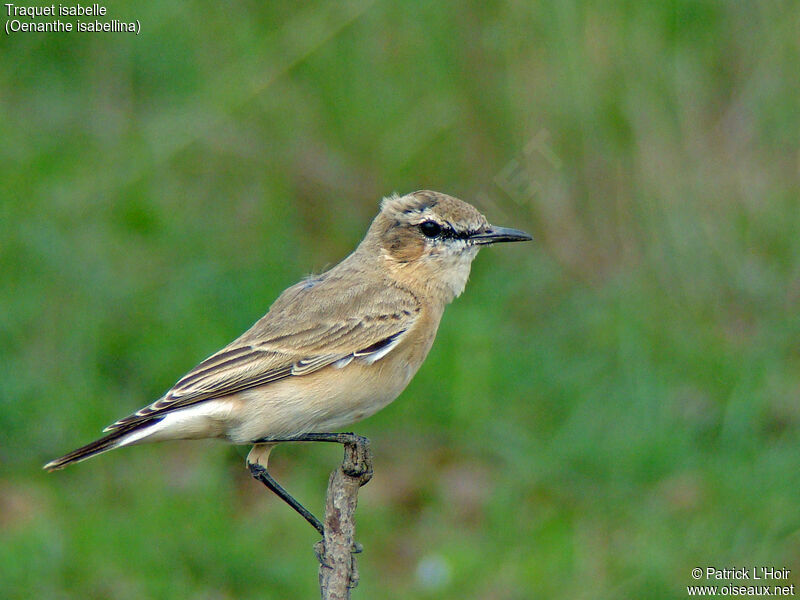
left=247, top=433, right=373, bottom=537
left=248, top=461, right=325, bottom=535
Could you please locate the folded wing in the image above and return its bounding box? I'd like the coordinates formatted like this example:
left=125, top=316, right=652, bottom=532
left=105, top=274, right=420, bottom=431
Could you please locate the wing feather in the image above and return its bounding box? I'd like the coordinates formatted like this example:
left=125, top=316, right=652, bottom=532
left=105, top=274, right=420, bottom=432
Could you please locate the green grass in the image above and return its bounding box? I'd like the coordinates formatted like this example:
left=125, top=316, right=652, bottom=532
left=1, top=1, right=799, bottom=598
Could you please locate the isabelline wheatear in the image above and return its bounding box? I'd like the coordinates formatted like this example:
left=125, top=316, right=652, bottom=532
left=45, top=190, right=531, bottom=533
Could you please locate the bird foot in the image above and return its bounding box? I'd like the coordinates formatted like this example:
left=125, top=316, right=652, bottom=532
left=314, top=539, right=363, bottom=587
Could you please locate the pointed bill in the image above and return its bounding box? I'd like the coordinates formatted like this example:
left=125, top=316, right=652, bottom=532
left=469, top=225, right=533, bottom=245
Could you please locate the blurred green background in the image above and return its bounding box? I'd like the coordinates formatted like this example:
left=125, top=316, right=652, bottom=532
left=2, top=1, right=799, bottom=598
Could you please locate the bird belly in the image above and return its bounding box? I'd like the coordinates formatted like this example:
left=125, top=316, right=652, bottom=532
left=225, top=356, right=418, bottom=443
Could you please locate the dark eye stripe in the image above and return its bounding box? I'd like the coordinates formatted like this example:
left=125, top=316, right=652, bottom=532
left=439, top=227, right=473, bottom=240
left=418, top=220, right=477, bottom=241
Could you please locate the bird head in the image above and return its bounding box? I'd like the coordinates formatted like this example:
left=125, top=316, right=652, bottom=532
left=362, top=190, right=532, bottom=303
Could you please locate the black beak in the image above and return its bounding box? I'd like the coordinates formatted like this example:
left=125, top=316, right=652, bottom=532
left=470, top=225, right=533, bottom=245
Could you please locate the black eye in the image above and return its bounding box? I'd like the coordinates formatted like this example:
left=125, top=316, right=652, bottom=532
left=419, top=221, right=442, bottom=238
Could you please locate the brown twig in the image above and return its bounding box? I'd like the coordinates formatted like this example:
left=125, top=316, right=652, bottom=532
left=315, top=435, right=373, bottom=600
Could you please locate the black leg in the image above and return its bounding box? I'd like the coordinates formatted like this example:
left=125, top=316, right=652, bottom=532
left=254, top=432, right=367, bottom=446
left=248, top=462, right=325, bottom=536
left=247, top=433, right=371, bottom=537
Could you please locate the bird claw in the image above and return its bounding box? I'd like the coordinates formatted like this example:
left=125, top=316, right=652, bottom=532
left=314, top=540, right=331, bottom=568
left=313, top=538, right=363, bottom=588
left=314, top=539, right=363, bottom=562
left=341, top=436, right=373, bottom=484
left=348, top=556, right=360, bottom=589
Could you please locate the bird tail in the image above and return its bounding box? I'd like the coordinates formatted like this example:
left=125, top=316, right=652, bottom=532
left=43, top=417, right=164, bottom=471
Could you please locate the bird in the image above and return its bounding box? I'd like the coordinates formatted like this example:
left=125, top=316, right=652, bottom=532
left=44, top=190, right=531, bottom=533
